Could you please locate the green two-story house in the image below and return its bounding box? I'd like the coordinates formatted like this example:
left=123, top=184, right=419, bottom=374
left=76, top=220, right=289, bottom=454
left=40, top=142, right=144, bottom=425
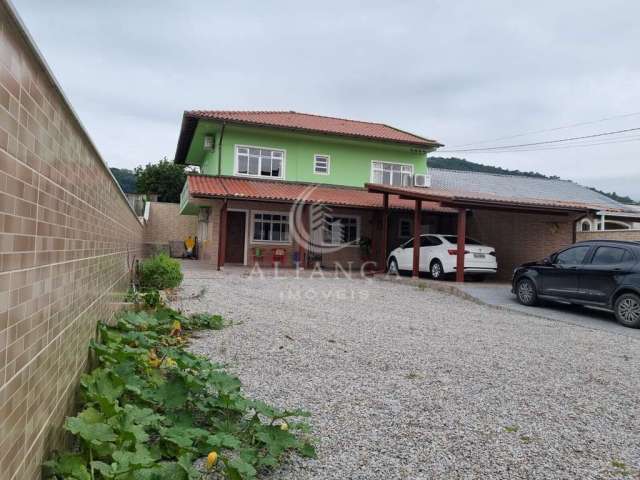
left=174, top=110, right=454, bottom=268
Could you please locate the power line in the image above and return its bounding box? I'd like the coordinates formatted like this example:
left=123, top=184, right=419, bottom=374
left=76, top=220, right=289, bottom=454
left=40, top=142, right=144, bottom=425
left=439, top=126, right=640, bottom=153
left=461, top=135, right=640, bottom=154
left=449, top=111, right=640, bottom=148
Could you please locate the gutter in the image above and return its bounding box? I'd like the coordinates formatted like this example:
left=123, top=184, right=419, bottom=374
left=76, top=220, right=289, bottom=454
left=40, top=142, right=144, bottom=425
left=217, top=122, right=226, bottom=176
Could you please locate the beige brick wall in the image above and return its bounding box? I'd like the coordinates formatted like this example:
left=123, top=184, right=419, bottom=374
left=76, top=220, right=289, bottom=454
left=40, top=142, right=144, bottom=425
left=0, top=4, right=144, bottom=480
left=468, top=210, right=576, bottom=280
left=576, top=230, right=640, bottom=242
left=143, top=201, right=197, bottom=254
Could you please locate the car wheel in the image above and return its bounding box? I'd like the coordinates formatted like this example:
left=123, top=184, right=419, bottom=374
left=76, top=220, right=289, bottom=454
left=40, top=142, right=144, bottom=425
left=430, top=260, right=444, bottom=280
left=516, top=278, right=538, bottom=306
left=388, top=257, right=399, bottom=275
left=614, top=293, right=640, bottom=328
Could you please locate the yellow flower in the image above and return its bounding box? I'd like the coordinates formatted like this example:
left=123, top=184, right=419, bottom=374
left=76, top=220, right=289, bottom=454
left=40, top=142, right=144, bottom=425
left=170, top=320, right=182, bottom=337
left=206, top=451, right=218, bottom=469
left=148, top=358, right=161, bottom=368
left=280, top=422, right=289, bottom=431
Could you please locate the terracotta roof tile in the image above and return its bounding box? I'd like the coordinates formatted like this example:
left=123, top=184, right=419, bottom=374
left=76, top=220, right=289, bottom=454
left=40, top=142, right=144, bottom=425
left=187, top=175, right=455, bottom=213
left=186, top=110, right=441, bottom=147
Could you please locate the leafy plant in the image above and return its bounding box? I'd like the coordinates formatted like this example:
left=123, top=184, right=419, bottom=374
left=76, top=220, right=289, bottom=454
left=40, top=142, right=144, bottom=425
left=139, top=253, right=183, bottom=290
left=43, top=306, right=314, bottom=480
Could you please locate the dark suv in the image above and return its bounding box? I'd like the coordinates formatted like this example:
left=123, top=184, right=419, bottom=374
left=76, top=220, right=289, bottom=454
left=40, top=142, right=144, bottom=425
left=512, top=240, right=640, bottom=328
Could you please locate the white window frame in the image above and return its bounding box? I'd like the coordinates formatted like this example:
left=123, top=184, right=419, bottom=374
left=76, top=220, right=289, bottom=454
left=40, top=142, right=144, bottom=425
left=370, top=161, right=414, bottom=186
left=234, top=144, right=286, bottom=179
left=398, top=218, right=412, bottom=238
left=320, top=213, right=361, bottom=246
left=313, top=154, right=330, bottom=175
left=250, top=210, right=292, bottom=244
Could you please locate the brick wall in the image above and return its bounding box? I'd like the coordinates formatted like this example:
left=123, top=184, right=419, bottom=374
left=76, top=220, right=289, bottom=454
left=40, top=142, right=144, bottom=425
left=0, top=3, right=144, bottom=479
left=468, top=210, right=575, bottom=280
left=576, top=230, right=640, bottom=242
left=143, top=201, right=197, bottom=255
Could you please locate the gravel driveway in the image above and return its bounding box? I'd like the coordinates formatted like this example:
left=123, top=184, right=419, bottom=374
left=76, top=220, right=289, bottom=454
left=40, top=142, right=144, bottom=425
left=173, top=263, right=640, bottom=479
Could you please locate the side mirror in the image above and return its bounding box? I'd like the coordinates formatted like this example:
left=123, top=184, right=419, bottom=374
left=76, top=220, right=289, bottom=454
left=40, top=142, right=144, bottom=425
left=543, top=257, right=552, bottom=265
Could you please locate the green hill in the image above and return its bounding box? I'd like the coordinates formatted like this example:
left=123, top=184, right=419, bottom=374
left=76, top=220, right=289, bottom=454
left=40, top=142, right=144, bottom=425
left=428, top=156, right=639, bottom=205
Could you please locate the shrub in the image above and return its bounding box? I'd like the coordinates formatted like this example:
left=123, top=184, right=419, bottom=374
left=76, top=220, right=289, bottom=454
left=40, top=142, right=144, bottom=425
left=139, top=253, right=183, bottom=290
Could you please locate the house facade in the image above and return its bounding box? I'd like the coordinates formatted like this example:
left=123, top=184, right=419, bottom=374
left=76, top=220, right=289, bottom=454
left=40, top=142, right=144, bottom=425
left=176, top=111, right=454, bottom=270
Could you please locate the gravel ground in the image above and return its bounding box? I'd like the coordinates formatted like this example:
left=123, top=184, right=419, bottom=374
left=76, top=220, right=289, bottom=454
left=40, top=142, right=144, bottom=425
left=172, top=263, right=640, bottom=480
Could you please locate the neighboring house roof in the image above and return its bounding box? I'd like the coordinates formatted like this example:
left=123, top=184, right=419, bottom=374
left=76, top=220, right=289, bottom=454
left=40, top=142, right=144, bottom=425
left=186, top=174, right=456, bottom=213
left=366, top=182, right=625, bottom=214
left=429, top=169, right=633, bottom=212
left=175, top=110, right=442, bottom=163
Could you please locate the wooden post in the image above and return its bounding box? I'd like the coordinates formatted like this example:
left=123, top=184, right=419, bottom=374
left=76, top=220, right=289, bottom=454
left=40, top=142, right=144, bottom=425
left=381, top=193, right=389, bottom=271
left=217, top=201, right=228, bottom=271
left=456, top=207, right=466, bottom=282
left=412, top=199, right=422, bottom=278
left=297, top=204, right=308, bottom=268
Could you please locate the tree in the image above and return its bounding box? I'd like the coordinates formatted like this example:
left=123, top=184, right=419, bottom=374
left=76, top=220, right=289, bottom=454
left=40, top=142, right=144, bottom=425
left=135, top=159, right=187, bottom=203
left=110, top=167, right=137, bottom=193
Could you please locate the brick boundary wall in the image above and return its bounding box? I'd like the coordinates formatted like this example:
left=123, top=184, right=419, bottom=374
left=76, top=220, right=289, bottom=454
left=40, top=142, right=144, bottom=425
left=576, top=230, right=640, bottom=242
left=0, top=3, right=144, bottom=479
left=468, top=210, right=576, bottom=281
left=143, top=202, right=197, bottom=256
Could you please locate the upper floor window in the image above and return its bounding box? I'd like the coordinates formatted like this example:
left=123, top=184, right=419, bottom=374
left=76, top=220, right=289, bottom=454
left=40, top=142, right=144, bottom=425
left=235, top=146, right=285, bottom=179
left=314, top=155, right=330, bottom=175
left=371, top=161, right=413, bottom=186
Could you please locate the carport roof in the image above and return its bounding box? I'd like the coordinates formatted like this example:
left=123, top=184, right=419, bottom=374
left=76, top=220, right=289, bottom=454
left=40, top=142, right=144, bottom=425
left=365, top=182, right=627, bottom=214
left=187, top=174, right=457, bottom=213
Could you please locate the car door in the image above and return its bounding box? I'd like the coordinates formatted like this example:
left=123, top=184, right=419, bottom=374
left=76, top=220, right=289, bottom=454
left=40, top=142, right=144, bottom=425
left=419, top=235, right=441, bottom=271
left=578, top=246, right=636, bottom=304
left=395, top=238, right=414, bottom=270
left=540, top=245, right=592, bottom=299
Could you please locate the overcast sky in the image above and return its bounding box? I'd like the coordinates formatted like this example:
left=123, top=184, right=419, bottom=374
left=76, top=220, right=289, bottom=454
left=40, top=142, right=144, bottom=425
left=12, top=0, right=640, bottom=200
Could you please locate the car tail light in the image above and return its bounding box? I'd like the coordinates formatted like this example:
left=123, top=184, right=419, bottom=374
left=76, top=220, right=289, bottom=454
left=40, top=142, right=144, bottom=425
left=448, top=249, right=470, bottom=255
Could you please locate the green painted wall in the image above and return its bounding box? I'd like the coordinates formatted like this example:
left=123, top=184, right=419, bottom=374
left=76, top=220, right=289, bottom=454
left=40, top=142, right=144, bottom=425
left=184, top=120, right=429, bottom=188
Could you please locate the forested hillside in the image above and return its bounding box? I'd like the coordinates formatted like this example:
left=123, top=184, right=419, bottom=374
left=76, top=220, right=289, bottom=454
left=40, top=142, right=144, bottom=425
left=428, top=156, right=638, bottom=205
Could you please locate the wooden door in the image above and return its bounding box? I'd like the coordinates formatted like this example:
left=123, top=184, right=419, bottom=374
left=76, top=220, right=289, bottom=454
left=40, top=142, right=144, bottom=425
left=225, top=211, right=246, bottom=264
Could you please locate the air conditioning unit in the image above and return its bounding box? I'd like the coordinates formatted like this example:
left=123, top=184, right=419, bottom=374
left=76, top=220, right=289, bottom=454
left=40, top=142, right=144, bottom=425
left=413, top=174, right=431, bottom=187
left=198, top=207, right=210, bottom=222
left=203, top=135, right=215, bottom=150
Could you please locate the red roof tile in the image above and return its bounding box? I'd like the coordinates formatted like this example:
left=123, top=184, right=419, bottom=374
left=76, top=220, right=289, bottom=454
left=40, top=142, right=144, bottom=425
left=187, top=175, right=455, bottom=213
left=186, top=111, right=441, bottom=147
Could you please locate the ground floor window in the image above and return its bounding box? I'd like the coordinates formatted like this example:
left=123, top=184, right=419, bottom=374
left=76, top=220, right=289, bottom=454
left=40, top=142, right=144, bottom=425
left=323, top=215, right=360, bottom=245
left=252, top=212, right=289, bottom=242
left=399, top=218, right=412, bottom=238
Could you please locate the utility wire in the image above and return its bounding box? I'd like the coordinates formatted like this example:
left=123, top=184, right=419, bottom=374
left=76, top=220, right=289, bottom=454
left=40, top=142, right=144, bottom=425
left=439, top=126, right=640, bottom=153
left=463, top=135, right=640, bottom=154
left=449, top=111, right=640, bottom=148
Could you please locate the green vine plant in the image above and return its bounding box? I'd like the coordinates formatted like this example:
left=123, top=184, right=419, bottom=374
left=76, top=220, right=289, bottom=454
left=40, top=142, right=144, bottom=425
left=43, top=303, right=315, bottom=480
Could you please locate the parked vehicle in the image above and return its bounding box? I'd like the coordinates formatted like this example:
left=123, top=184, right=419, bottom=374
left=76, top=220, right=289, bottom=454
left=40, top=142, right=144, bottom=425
left=512, top=240, right=640, bottom=328
left=387, top=234, right=497, bottom=279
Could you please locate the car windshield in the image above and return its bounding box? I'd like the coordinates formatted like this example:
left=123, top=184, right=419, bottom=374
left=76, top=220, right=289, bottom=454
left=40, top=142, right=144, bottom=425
left=442, top=235, right=482, bottom=245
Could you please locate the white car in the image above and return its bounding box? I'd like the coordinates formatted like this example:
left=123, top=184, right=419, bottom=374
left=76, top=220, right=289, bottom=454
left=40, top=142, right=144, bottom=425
left=387, top=234, right=497, bottom=279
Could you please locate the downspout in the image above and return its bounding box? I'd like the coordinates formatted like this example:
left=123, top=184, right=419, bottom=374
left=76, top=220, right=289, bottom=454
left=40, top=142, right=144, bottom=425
left=217, top=122, right=226, bottom=177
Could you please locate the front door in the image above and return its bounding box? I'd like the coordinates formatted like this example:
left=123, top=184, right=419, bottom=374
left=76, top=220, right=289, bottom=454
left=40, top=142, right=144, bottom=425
left=540, top=245, right=591, bottom=298
left=225, top=211, right=246, bottom=264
